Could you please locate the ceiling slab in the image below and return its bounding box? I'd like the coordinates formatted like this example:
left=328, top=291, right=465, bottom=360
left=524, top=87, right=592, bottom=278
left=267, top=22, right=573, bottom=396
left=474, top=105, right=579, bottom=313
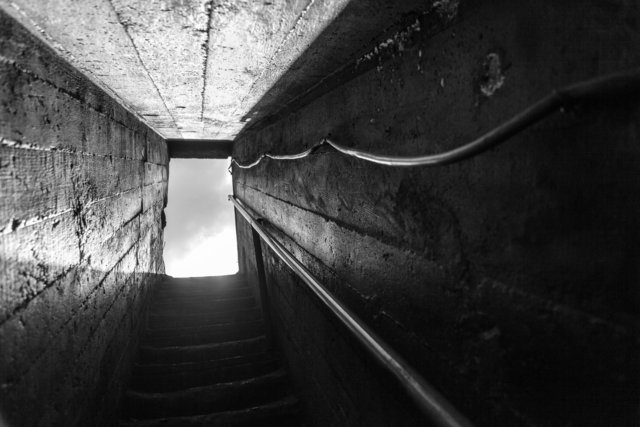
left=0, top=0, right=183, bottom=138
left=0, top=0, right=455, bottom=141
left=200, top=0, right=350, bottom=139
left=109, top=0, right=210, bottom=138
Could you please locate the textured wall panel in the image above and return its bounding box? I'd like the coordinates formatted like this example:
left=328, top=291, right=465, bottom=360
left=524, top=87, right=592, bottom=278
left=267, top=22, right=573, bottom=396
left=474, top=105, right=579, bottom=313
left=233, top=1, right=640, bottom=425
left=0, top=9, right=168, bottom=426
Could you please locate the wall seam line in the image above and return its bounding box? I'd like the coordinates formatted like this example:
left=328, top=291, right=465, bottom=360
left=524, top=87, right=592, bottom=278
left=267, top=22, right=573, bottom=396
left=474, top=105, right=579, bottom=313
left=104, top=0, right=183, bottom=138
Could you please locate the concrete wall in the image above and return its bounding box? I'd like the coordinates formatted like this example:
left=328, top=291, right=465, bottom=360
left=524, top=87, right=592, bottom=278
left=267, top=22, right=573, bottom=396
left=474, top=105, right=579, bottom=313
left=233, top=1, right=640, bottom=425
left=0, top=9, right=168, bottom=426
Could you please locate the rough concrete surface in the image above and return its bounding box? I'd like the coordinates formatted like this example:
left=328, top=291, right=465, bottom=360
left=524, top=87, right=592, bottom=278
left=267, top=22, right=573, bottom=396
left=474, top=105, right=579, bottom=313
left=0, top=9, right=168, bottom=426
left=0, top=0, right=462, bottom=143
left=2, top=0, right=640, bottom=425
left=0, top=0, right=363, bottom=140
left=234, top=0, right=640, bottom=425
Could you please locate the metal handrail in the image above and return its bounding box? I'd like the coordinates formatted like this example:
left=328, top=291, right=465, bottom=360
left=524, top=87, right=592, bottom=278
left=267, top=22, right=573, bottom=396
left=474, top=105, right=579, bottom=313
left=229, top=195, right=474, bottom=427
left=231, top=68, right=640, bottom=169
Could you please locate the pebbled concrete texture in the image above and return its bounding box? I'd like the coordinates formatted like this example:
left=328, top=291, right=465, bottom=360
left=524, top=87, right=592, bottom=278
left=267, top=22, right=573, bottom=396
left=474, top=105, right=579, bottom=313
left=108, top=0, right=211, bottom=138
left=0, top=0, right=356, bottom=140
left=234, top=0, right=640, bottom=425
left=0, top=9, right=168, bottom=426
left=0, top=0, right=459, bottom=143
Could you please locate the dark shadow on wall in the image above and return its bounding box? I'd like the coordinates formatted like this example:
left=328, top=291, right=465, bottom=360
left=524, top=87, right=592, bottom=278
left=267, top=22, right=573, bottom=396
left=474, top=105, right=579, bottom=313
left=0, top=260, right=163, bottom=427
left=236, top=0, right=457, bottom=138
left=229, top=0, right=640, bottom=425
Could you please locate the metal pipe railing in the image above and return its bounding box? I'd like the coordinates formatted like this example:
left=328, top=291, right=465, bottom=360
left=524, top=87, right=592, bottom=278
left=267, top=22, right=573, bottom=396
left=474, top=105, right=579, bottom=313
left=231, top=68, right=640, bottom=169
left=229, top=195, right=474, bottom=427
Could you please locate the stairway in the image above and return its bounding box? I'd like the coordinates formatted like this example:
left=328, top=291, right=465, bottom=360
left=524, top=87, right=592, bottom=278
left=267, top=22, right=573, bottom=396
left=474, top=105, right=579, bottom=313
left=119, top=274, right=303, bottom=426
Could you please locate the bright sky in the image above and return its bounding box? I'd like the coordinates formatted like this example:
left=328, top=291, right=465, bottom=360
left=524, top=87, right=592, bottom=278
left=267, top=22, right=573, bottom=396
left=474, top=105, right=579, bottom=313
left=163, top=159, right=238, bottom=277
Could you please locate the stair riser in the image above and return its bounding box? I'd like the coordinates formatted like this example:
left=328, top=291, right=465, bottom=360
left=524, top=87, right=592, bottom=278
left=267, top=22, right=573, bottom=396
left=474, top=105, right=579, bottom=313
left=119, top=397, right=300, bottom=427
left=120, top=276, right=303, bottom=427
left=133, top=352, right=276, bottom=375
left=144, top=318, right=264, bottom=338
left=138, top=337, right=268, bottom=364
left=151, top=297, right=256, bottom=314
left=147, top=309, right=263, bottom=330
left=123, top=375, right=290, bottom=418
left=153, top=287, right=253, bottom=303
left=129, top=359, right=281, bottom=392
left=155, top=279, right=247, bottom=293
left=143, top=322, right=265, bottom=347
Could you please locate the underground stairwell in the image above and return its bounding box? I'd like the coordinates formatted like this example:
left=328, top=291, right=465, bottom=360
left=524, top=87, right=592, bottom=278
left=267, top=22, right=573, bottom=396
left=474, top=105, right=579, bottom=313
left=1, top=1, right=639, bottom=426
left=119, top=274, right=303, bottom=427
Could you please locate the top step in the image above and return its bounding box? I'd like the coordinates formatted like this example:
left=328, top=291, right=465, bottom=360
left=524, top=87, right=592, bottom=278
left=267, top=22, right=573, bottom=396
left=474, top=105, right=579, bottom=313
left=159, top=274, right=245, bottom=285
left=156, top=275, right=248, bottom=293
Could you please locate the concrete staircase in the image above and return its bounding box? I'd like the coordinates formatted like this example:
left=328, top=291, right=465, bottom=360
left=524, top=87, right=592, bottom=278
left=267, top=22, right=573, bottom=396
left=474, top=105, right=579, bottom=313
left=119, top=275, right=302, bottom=426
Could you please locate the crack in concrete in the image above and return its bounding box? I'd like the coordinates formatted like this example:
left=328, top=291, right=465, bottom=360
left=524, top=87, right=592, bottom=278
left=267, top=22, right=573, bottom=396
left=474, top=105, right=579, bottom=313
left=1, top=265, right=75, bottom=327
left=233, top=0, right=316, bottom=118
left=80, top=262, right=137, bottom=358
left=105, top=0, right=183, bottom=139
left=200, top=0, right=215, bottom=127
left=70, top=178, right=89, bottom=267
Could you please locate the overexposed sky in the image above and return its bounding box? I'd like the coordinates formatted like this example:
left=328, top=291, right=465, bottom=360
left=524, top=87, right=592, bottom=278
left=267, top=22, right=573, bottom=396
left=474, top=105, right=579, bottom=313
left=163, top=159, right=238, bottom=277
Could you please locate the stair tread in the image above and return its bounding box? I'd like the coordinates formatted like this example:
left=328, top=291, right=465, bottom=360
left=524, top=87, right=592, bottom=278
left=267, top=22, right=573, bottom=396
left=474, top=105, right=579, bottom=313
left=129, top=356, right=281, bottom=392
left=133, top=351, right=279, bottom=372
left=154, top=294, right=254, bottom=304
left=156, top=276, right=247, bottom=290
left=160, top=274, right=245, bottom=282
left=150, top=297, right=257, bottom=315
left=120, top=274, right=304, bottom=425
left=148, top=305, right=261, bottom=319
left=123, top=370, right=291, bottom=418
left=146, top=308, right=263, bottom=329
left=138, top=335, right=268, bottom=364
left=145, top=318, right=263, bottom=335
left=153, top=289, right=253, bottom=303
left=140, top=335, right=267, bottom=352
left=120, top=395, right=300, bottom=427
left=142, top=320, right=265, bottom=347
left=126, top=369, right=287, bottom=400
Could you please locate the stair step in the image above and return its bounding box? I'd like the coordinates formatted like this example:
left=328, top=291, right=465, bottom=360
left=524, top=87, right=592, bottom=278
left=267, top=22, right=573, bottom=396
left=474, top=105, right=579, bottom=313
left=120, top=274, right=304, bottom=425
left=150, top=296, right=257, bottom=316
left=143, top=319, right=265, bottom=347
left=122, top=369, right=290, bottom=419
left=138, top=336, right=268, bottom=364
left=156, top=275, right=247, bottom=291
left=132, top=352, right=279, bottom=375
left=153, top=286, right=253, bottom=302
left=147, top=307, right=263, bottom=329
left=129, top=354, right=281, bottom=392
left=120, top=395, right=301, bottom=427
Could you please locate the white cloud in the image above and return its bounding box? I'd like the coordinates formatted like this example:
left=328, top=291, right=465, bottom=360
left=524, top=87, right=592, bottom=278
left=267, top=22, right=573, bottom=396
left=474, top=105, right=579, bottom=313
left=165, top=226, right=238, bottom=277
left=163, top=158, right=238, bottom=277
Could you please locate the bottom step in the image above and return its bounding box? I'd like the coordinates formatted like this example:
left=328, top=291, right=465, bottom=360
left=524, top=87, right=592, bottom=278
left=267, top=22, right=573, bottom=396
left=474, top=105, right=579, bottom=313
left=120, top=395, right=301, bottom=427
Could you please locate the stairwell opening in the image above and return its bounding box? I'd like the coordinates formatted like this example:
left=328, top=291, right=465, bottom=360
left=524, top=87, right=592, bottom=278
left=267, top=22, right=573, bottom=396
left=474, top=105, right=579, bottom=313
left=163, top=158, right=238, bottom=277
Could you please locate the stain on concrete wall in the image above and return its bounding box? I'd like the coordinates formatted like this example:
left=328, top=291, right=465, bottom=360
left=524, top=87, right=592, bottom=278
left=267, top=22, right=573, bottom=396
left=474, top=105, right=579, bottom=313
left=233, top=0, right=640, bottom=425
left=0, top=9, right=168, bottom=426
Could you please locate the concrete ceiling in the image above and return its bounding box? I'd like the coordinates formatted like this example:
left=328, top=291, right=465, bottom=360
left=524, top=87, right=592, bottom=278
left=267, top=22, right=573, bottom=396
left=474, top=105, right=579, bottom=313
left=0, top=0, right=453, bottom=140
